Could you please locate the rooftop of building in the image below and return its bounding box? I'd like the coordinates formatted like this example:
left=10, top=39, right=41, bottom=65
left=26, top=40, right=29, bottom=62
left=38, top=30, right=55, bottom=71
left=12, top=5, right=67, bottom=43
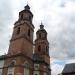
left=62, top=63, right=75, bottom=74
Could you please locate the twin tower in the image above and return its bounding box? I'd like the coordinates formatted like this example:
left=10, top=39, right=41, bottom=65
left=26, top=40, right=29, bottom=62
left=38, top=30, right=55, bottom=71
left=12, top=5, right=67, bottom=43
left=2, top=5, right=51, bottom=75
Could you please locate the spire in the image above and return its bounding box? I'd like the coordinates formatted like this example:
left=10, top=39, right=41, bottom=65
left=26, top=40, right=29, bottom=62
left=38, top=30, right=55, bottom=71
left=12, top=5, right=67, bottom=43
left=24, top=4, right=30, bottom=10
left=40, top=22, right=44, bottom=29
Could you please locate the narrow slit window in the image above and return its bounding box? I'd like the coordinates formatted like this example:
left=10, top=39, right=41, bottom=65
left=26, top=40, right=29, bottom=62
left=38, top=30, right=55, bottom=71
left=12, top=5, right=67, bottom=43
left=38, top=45, right=41, bottom=52
left=46, top=46, right=48, bottom=51
left=17, top=27, right=20, bottom=34
left=29, top=16, right=31, bottom=21
left=9, top=74, right=12, bottom=75
left=21, top=14, right=23, bottom=19
left=28, top=29, right=30, bottom=37
left=39, top=33, right=41, bottom=38
left=46, top=46, right=49, bottom=54
left=35, top=74, right=38, bottom=75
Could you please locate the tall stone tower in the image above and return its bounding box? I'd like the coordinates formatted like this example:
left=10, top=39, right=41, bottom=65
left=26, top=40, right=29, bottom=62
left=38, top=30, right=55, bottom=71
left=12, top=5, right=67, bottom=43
left=0, top=4, right=51, bottom=75
left=2, top=5, right=34, bottom=75
left=8, top=5, right=34, bottom=57
left=33, top=24, right=51, bottom=75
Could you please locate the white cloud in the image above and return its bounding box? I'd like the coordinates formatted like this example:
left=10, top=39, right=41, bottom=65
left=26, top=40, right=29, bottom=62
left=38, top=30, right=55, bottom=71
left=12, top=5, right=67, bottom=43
left=66, top=59, right=75, bottom=64
left=51, top=64, right=63, bottom=75
left=51, top=59, right=64, bottom=75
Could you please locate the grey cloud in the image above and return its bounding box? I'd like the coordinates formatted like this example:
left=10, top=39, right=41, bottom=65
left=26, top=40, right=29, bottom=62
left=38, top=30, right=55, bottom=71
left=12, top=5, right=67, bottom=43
left=29, top=0, right=75, bottom=60
left=50, top=12, right=75, bottom=59
left=0, top=0, right=75, bottom=61
left=0, top=0, right=14, bottom=55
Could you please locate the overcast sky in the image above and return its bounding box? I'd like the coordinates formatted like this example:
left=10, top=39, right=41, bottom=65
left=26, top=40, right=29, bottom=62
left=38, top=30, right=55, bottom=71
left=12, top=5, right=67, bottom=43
left=0, top=0, right=75, bottom=75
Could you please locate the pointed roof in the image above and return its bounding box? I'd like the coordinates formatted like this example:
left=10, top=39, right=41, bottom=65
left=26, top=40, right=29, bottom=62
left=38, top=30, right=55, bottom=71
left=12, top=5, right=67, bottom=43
left=24, top=4, right=30, bottom=10
left=19, top=4, right=33, bottom=17
left=36, top=23, right=47, bottom=34
left=40, top=22, right=44, bottom=29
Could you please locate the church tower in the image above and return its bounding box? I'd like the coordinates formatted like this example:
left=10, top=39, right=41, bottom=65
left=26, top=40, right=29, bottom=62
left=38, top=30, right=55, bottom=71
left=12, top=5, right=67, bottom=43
left=33, top=24, right=51, bottom=75
left=0, top=4, right=51, bottom=75
left=2, top=5, right=34, bottom=75
left=8, top=4, right=34, bottom=58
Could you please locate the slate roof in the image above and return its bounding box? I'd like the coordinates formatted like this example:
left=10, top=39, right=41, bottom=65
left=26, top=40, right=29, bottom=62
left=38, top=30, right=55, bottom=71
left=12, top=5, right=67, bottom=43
left=62, top=63, right=75, bottom=74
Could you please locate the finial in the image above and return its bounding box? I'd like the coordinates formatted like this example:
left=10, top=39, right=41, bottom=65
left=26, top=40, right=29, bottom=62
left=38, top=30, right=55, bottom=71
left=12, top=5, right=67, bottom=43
left=40, top=22, right=44, bottom=29
left=24, top=4, right=30, bottom=10
left=27, top=1, right=29, bottom=5
left=41, top=22, right=43, bottom=25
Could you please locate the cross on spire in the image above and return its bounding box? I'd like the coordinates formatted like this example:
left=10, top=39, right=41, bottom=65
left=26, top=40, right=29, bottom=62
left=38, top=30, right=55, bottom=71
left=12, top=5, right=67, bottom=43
left=40, top=22, right=44, bottom=29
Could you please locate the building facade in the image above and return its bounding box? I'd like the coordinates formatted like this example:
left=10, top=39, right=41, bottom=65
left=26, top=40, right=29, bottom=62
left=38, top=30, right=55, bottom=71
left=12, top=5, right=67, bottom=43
left=0, top=5, right=51, bottom=75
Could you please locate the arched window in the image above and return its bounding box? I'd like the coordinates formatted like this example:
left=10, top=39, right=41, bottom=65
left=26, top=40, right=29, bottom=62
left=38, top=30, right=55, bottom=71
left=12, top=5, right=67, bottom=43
left=24, top=63, right=29, bottom=69
left=29, top=16, right=31, bottom=21
left=45, top=34, right=46, bottom=38
left=8, top=67, right=14, bottom=75
left=24, top=62, right=29, bottom=75
left=46, top=46, right=49, bottom=55
left=28, top=29, right=30, bottom=37
left=21, top=14, right=23, bottom=19
left=8, top=60, right=16, bottom=75
left=38, top=45, right=41, bottom=52
left=44, top=33, right=46, bottom=38
left=46, top=46, right=48, bottom=51
left=17, top=27, right=20, bottom=34
left=35, top=74, right=38, bottom=75
left=39, top=33, right=41, bottom=38
left=8, top=60, right=16, bottom=67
